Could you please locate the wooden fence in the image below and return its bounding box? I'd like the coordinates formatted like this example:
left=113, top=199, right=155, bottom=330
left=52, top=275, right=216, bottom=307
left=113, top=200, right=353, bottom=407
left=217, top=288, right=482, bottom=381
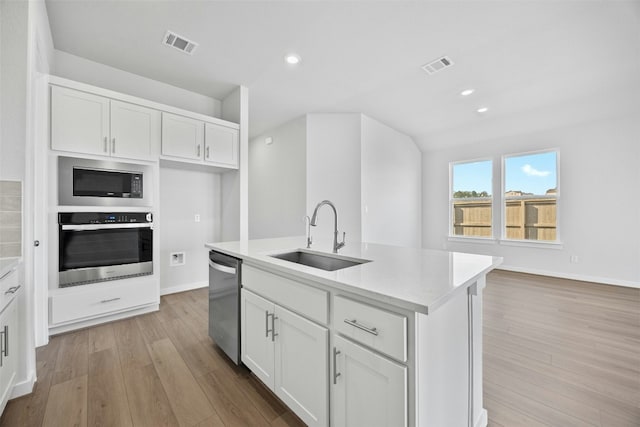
left=453, top=196, right=557, bottom=241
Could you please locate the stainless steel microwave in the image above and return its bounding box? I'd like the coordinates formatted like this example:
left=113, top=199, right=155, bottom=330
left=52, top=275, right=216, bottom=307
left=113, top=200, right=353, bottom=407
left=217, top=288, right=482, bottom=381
left=58, top=156, right=152, bottom=206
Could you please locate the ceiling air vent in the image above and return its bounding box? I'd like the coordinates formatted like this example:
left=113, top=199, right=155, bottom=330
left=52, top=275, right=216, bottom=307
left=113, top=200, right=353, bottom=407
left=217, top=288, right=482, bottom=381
left=163, top=31, right=198, bottom=55
left=421, top=56, right=454, bottom=75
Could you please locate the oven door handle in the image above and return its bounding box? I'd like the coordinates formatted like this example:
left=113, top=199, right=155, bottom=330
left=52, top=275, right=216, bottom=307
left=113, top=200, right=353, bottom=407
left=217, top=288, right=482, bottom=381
left=61, top=223, right=153, bottom=231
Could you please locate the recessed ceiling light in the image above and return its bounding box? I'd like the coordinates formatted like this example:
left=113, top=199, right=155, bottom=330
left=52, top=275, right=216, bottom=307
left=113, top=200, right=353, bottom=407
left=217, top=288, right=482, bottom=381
left=477, top=107, right=489, bottom=113
left=460, top=89, right=475, bottom=96
left=285, top=53, right=301, bottom=65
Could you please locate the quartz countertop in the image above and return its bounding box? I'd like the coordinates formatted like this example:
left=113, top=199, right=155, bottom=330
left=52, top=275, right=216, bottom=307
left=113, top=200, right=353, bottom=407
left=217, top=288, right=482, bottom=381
left=206, top=237, right=502, bottom=314
left=0, top=257, right=21, bottom=281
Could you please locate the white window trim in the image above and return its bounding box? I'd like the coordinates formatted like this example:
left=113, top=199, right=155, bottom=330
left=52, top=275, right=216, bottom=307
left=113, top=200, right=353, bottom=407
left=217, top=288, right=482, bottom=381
left=501, top=148, right=561, bottom=244
left=448, top=158, right=494, bottom=239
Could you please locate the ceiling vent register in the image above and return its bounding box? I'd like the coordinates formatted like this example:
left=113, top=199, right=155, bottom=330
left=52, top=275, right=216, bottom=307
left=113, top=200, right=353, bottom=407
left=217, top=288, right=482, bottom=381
left=163, top=31, right=198, bottom=55
left=421, top=56, right=454, bottom=75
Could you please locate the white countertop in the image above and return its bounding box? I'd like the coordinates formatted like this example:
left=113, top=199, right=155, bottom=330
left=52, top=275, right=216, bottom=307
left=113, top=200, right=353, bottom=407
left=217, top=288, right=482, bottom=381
left=206, top=237, right=502, bottom=314
left=0, top=257, right=20, bottom=281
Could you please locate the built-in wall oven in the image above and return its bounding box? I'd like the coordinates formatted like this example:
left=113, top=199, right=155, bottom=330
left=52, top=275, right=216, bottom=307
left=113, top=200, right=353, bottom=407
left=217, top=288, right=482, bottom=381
left=58, top=212, right=153, bottom=287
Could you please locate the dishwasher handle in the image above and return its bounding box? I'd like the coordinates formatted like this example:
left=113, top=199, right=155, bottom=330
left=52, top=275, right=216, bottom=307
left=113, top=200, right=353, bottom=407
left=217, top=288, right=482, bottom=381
left=209, top=260, right=237, bottom=275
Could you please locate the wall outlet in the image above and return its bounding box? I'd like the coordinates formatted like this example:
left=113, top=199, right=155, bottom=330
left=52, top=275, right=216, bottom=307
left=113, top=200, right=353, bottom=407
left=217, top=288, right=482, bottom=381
left=194, top=214, right=201, bottom=223
left=570, top=255, right=579, bottom=264
left=170, top=252, right=186, bottom=266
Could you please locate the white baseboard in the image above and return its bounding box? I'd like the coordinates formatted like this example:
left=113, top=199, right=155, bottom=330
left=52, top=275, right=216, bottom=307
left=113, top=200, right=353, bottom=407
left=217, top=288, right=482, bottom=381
left=496, top=265, right=639, bottom=289
left=160, top=281, right=208, bottom=296
left=475, top=408, right=488, bottom=427
left=11, top=370, right=37, bottom=399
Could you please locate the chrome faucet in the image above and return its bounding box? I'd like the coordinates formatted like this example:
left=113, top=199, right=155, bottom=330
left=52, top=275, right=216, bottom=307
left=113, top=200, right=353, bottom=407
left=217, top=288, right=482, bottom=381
left=304, top=215, right=313, bottom=248
left=310, top=200, right=346, bottom=253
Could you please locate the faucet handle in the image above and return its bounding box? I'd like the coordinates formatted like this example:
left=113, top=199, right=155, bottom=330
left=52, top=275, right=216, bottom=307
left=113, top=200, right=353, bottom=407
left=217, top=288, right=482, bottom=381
left=342, top=231, right=346, bottom=244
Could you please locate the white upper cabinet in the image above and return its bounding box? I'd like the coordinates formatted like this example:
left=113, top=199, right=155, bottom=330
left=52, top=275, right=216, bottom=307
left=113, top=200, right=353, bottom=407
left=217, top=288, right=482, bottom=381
left=204, top=123, right=239, bottom=168
left=51, top=86, right=159, bottom=161
left=161, top=112, right=204, bottom=161
left=51, top=86, right=110, bottom=156
left=110, top=100, right=160, bottom=161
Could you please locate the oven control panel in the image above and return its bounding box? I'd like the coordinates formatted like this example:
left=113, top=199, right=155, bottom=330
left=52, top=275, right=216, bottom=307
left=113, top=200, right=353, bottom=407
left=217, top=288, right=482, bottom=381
left=58, top=212, right=153, bottom=225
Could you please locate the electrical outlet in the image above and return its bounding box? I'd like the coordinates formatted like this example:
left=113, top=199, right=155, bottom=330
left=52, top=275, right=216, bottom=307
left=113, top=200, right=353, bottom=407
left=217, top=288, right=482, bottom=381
left=194, top=214, right=200, bottom=223
left=570, top=255, right=579, bottom=264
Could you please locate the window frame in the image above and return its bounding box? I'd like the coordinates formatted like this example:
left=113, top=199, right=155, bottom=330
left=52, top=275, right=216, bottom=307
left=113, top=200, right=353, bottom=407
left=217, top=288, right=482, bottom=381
left=500, top=149, right=561, bottom=245
left=448, top=158, right=495, bottom=240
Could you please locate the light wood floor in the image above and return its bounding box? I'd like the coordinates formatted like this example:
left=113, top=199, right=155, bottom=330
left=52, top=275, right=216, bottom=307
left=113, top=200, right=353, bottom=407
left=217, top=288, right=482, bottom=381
left=484, top=270, right=640, bottom=427
left=0, top=287, right=305, bottom=427
left=1, top=270, right=638, bottom=426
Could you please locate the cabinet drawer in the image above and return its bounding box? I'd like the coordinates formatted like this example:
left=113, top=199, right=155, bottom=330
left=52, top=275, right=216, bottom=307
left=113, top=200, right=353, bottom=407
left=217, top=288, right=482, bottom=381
left=242, top=265, right=328, bottom=325
left=334, top=295, right=407, bottom=362
left=50, top=280, right=158, bottom=325
left=0, top=267, right=19, bottom=314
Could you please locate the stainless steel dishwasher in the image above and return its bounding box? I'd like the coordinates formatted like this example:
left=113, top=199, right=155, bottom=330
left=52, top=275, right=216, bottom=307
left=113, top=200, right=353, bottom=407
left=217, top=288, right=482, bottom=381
left=208, top=250, right=242, bottom=364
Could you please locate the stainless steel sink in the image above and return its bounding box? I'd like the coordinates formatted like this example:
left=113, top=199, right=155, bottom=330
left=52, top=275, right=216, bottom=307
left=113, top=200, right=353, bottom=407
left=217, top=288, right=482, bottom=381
left=269, top=250, right=370, bottom=271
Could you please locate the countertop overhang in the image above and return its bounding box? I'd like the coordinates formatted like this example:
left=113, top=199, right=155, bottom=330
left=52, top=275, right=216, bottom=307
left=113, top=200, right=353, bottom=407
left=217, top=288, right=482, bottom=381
left=205, top=237, right=502, bottom=314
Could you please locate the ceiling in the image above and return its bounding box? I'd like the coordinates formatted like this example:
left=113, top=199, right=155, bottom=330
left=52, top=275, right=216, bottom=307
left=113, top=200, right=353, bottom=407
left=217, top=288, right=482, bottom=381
left=45, top=1, right=640, bottom=151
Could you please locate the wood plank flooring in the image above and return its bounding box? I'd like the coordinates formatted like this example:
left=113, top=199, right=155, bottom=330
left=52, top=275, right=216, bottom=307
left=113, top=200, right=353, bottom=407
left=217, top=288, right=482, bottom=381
left=1, top=288, right=301, bottom=427
left=484, top=270, right=640, bottom=427
left=1, top=270, right=638, bottom=426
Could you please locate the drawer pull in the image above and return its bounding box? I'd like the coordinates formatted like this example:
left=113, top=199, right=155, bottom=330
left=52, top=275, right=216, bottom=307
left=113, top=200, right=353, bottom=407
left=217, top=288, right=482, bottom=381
left=100, top=297, right=121, bottom=304
left=5, top=285, right=21, bottom=295
left=344, top=318, right=378, bottom=336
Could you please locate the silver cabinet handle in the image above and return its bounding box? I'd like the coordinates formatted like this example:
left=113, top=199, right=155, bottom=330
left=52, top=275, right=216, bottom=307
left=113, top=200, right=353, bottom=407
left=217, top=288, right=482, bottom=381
left=333, top=347, right=341, bottom=384
left=112, top=137, right=116, bottom=153
left=100, top=297, right=121, bottom=303
left=265, top=311, right=271, bottom=338
left=344, top=319, right=379, bottom=336
left=271, top=314, right=278, bottom=342
left=5, top=285, right=20, bottom=295
left=104, top=136, right=108, bottom=152
left=3, top=325, right=7, bottom=357
left=206, top=146, right=210, bottom=159
left=197, top=145, right=201, bottom=157
left=0, top=328, right=4, bottom=367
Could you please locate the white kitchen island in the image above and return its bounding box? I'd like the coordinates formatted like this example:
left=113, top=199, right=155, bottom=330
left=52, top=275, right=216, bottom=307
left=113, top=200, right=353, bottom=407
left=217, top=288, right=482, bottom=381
left=205, top=237, right=502, bottom=427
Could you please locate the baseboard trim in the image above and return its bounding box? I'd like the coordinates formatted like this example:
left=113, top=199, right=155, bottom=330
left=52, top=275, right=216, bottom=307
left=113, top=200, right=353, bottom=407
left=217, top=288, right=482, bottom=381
left=474, top=408, right=488, bottom=427
left=11, top=370, right=37, bottom=399
left=160, top=281, right=208, bottom=296
left=496, top=266, right=639, bottom=289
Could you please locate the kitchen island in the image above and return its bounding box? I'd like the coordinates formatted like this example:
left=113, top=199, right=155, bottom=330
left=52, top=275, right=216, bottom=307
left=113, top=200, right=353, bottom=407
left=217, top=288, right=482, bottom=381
left=206, top=237, right=501, bottom=427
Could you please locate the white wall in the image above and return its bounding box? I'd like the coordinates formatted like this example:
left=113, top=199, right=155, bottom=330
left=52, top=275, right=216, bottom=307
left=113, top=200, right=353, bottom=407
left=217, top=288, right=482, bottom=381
left=361, top=115, right=422, bottom=248
left=53, top=50, right=221, bottom=117
left=422, top=113, right=640, bottom=287
left=306, top=114, right=362, bottom=247
left=159, top=165, right=221, bottom=293
left=249, top=116, right=306, bottom=239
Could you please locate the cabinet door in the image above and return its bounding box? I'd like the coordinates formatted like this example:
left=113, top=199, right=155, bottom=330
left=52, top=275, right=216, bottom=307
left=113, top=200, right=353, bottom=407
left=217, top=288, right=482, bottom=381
left=0, top=300, right=18, bottom=411
left=274, top=305, right=328, bottom=427
left=204, top=123, right=238, bottom=168
left=51, top=86, right=110, bottom=156
left=161, top=112, right=204, bottom=160
left=333, top=335, right=407, bottom=427
left=241, top=289, right=275, bottom=389
left=110, top=100, right=160, bottom=161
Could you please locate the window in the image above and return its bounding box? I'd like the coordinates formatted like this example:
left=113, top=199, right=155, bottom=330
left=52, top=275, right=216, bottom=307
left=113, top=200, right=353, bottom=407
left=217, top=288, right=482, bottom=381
left=503, top=151, right=558, bottom=242
left=450, top=160, right=492, bottom=238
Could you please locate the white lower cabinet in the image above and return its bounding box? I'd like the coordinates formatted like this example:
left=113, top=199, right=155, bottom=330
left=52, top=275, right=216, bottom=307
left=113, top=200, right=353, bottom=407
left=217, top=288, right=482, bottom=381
left=332, top=334, right=407, bottom=427
left=0, top=298, right=18, bottom=414
left=241, top=288, right=328, bottom=427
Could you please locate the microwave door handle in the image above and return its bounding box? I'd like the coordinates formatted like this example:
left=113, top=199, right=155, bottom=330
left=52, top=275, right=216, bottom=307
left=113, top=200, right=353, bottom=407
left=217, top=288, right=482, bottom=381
left=61, top=223, right=153, bottom=231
